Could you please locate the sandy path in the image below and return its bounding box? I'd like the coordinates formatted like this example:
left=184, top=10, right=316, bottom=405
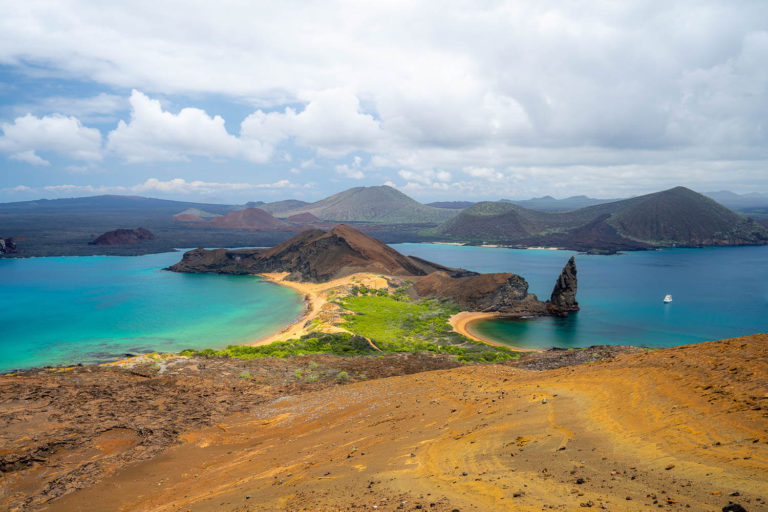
left=46, top=335, right=768, bottom=512
left=450, top=311, right=541, bottom=352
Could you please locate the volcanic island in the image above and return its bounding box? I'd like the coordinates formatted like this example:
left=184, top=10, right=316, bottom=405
left=0, top=225, right=766, bottom=512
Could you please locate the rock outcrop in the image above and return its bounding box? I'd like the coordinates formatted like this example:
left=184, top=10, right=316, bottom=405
left=0, top=237, right=17, bottom=254
left=547, top=256, right=579, bottom=315
left=89, top=228, right=155, bottom=246
left=412, top=271, right=547, bottom=315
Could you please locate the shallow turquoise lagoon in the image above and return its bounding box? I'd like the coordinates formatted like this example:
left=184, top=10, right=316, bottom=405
left=391, top=244, right=768, bottom=350
left=0, top=252, right=303, bottom=371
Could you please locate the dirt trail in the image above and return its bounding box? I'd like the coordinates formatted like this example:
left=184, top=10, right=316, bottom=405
left=30, top=334, right=768, bottom=512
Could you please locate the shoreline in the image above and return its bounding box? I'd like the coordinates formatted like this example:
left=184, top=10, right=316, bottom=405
left=449, top=311, right=542, bottom=352
left=249, top=272, right=390, bottom=346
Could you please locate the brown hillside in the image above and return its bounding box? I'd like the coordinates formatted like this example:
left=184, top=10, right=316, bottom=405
left=169, top=225, right=463, bottom=282
left=89, top=227, right=155, bottom=245
left=172, top=213, right=205, bottom=222
left=207, top=208, right=291, bottom=230
left=24, top=334, right=768, bottom=512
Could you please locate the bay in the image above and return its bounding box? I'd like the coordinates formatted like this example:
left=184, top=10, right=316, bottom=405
left=391, top=243, right=768, bottom=349
left=0, top=252, right=303, bottom=372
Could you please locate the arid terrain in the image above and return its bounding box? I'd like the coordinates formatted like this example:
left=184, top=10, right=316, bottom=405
left=1, top=335, right=766, bottom=511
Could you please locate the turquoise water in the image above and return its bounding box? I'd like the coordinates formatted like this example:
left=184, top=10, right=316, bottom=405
left=392, top=244, right=768, bottom=349
left=0, top=252, right=303, bottom=372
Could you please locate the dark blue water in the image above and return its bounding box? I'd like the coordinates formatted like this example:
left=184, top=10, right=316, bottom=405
left=391, top=244, right=768, bottom=349
left=0, top=252, right=303, bottom=372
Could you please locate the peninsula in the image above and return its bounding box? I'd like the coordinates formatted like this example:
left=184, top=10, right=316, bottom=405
left=168, top=224, right=578, bottom=320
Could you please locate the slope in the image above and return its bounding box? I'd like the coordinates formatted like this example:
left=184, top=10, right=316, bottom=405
left=169, top=224, right=464, bottom=282
left=206, top=208, right=292, bottom=230
left=38, top=334, right=768, bottom=512
left=436, top=186, right=768, bottom=249
left=279, top=185, right=458, bottom=224
left=608, top=186, right=768, bottom=245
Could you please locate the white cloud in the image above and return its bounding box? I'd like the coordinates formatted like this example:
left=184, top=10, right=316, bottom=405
left=0, top=113, right=102, bottom=162
left=107, top=90, right=243, bottom=163
left=35, top=93, right=127, bottom=122
left=241, top=89, right=383, bottom=158
left=133, top=178, right=260, bottom=194
left=1, top=3, right=768, bottom=195
left=10, top=150, right=50, bottom=166
left=335, top=156, right=365, bottom=179
left=398, top=168, right=452, bottom=185
left=22, top=178, right=299, bottom=198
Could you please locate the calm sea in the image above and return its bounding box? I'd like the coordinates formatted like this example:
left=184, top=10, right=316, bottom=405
left=0, top=252, right=303, bottom=372
left=391, top=243, right=768, bottom=350
left=2, top=245, right=766, bottom=371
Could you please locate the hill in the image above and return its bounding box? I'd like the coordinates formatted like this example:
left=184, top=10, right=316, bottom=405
left=89, top=227, right=155, bottom=245
left=503, top=194, right=619, bottom=212
left=279, top=185, right=459, bottom=224
left=437, top=186, right=768, bottom=251
left=206, top=208, right=292, bottom=231
left=169, top=225, right=579, bottom=315
left=9, top=335, right=766, bottom=511
left=260, top=199, right=310, bottom=215
left=169, top=224, right=464, bottom=282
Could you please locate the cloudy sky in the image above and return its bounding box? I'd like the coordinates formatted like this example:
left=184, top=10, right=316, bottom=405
left=1, top=1, right=766, bottom=204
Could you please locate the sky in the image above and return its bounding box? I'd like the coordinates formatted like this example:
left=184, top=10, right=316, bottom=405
left=0, top=1, right=767, bottom=204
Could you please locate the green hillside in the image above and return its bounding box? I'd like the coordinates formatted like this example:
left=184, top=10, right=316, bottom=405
left=608, top=186, right=768, bottom=245
left=436, top=186, right=768, bottom=250
left=280, top=185, right=458, bottom=224
left=261, top=199, right=309, bottom=215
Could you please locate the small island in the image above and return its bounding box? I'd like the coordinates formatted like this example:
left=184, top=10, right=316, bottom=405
left=168, top=224, right=579, bottom=352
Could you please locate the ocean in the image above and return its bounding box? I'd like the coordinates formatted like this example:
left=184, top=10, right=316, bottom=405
left=2, top=245, right=766, bottom=371
left=0, top=252, right=303, bottom=372
left=391, top=243, right=768, bottom=350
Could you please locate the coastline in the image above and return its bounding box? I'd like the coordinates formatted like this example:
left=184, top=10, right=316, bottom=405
left=450, top=311, right=541, bottom=352
left=249, top=272, right=390, bottom=346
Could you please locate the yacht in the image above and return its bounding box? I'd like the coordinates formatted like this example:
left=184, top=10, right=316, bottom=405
left=663, top=294, right=673, bottom=303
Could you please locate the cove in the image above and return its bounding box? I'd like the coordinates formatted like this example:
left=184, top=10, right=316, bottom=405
left=0, top=252, right=303, bottom=372
left=391, top=243, right=768, bottom=350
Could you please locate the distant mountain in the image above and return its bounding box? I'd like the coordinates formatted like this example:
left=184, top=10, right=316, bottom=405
left=426, top=201, right=475, bottom=210
left=206, top=208, right=292, bottom=231
left=280, top=186, right=459, bottom=224
left=704, top=191, right=768, bottom=222
left=261, top=199, right=310, bottom=215
left=172, top=208, right=221, bottom=222
left=0, top=195, right=234, bottom=214
left=437, top=186, right=768, bottom=251
left=502, top=195, right=619, bottom=212
left=704, top=190, right=768, bottom=209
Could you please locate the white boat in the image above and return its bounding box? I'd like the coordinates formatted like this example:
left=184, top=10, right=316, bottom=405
left=663, top=294, right=673, bottom=303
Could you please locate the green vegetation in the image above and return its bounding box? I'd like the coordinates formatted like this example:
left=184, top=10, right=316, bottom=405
left=180, top=286, right=518, bottom=363
left=338, top=291, right=516, bottom=363
left=180, top=332, right=375, bottom=359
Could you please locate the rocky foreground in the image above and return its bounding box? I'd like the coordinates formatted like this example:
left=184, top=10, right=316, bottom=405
left=1, top=336, right=766, bottom=511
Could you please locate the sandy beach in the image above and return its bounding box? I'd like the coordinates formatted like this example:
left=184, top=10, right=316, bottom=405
left=250, top=272, right=390, bottom=346
left=254, top=273, right=543, bottom=352
left=449, top=311, right=541, bottom=352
